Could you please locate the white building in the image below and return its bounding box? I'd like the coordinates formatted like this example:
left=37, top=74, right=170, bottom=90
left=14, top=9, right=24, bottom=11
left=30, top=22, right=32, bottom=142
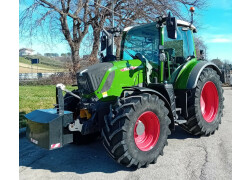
left=19, top=48, right=35, bottom=56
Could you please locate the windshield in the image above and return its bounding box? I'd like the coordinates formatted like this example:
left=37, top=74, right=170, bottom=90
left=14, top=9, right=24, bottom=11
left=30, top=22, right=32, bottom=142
left=121, top=23, right=159, bottom=64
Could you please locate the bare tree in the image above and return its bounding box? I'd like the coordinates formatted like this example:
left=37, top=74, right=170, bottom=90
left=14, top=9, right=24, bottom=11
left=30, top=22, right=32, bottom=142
left=108, top=0, right=207, bottom=58
left=20, top=0, right=207, bottom=76
left=194, top=36, right=207, bottom=59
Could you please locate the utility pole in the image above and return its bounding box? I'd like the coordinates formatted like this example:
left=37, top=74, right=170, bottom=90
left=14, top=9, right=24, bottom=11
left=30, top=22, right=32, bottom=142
left=111, top=0, right=114, bottom=55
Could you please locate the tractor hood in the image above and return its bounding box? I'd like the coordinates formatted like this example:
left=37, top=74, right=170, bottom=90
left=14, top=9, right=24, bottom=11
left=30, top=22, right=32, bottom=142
left=77, top=62, right=113, bottom=95
left=77, top=60, right=144, bottom=100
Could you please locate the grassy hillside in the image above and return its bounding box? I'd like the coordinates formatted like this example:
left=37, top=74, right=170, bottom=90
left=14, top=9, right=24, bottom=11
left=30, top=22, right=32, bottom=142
left=19, top=85, right=77, bottom=128
left=19, top=55, right=66, bottom=73
left=20, top=55, right=64, bottom=67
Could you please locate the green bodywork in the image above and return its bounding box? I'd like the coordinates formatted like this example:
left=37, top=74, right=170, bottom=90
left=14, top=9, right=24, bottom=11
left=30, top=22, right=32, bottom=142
left=87, top=59, right=145, bottom=101
left=82, top=22, right=202, bottom=100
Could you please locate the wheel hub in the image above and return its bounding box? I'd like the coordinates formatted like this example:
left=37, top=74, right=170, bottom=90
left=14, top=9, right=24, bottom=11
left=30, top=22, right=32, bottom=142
left=136, top=120, right=145, bottom=136
left=200, top=81, right=219, bottom=123
left=134, top=111, right=160, bottom=151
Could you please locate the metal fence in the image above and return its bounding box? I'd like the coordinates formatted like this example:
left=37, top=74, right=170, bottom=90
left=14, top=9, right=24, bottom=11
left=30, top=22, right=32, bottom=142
left=19, top=72, right=74, bottom=85
left=19, top=73, right=57, bottom=80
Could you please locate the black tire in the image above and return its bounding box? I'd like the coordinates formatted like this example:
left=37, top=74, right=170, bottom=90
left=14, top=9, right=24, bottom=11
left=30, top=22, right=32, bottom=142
left=102, top=93, right=171, bottom=168
left=179, top=68, right=224, bottom=136
left=63, top=90, right=99, bottom=144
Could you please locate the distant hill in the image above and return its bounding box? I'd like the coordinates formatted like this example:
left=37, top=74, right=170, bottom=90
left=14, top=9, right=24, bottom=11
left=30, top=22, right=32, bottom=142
left=19, top=55, right=66, bottom=73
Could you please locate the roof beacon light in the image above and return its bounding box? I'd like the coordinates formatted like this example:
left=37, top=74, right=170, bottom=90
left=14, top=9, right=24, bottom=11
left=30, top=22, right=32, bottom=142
left=190, top=7, right=195, bottom=13
left=190, top=7, right=195, bottom=25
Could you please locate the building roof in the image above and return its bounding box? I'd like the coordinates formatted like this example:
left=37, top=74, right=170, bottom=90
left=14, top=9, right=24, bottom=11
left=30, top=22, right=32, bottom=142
left=19, top=48, right=35, bottom=52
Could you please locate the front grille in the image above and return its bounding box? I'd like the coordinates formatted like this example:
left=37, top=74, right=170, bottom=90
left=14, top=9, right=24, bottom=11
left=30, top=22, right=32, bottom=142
left=77, top=73, right=94, bottom=94
left=77, top=62, right=113, bottom=95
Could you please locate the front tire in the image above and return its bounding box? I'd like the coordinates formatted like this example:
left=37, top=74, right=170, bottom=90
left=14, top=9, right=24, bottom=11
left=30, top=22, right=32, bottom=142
left=180, top=68, right=224, bottom=135
left=102, top=93, right=171, bottom=168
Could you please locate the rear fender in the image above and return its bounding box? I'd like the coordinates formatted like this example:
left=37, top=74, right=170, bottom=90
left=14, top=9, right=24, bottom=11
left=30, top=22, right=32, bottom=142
left=174, top=60, right=221, bottom=89
left=173, top=61, right=221, bottom=118
left=186, top=61, right=222, bottom=89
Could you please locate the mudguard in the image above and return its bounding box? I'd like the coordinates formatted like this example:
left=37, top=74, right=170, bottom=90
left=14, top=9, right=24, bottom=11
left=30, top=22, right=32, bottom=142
left=173, top=60, right=222, bottom=119
left=174, top=60, right=221, bottom=89
left=186, top=61, right=221, bottom=89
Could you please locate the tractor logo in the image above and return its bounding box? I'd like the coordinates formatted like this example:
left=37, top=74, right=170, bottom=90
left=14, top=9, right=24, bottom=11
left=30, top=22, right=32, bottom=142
left=120, top=66, right=138, bottom=72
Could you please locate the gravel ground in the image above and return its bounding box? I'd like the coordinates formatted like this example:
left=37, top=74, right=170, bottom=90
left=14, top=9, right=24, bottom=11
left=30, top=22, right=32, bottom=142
left=19, top=87, right=232, bottom=180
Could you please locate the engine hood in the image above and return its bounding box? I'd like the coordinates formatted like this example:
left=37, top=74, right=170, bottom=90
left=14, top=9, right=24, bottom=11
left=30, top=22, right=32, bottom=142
left=77, top=62, right=113, bottom=95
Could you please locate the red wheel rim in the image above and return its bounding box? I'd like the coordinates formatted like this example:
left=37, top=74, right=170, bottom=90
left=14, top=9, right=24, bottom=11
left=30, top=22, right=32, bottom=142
left=134, top=111, right=160, bottom=151
left=200, top=81, right=219, bottom=123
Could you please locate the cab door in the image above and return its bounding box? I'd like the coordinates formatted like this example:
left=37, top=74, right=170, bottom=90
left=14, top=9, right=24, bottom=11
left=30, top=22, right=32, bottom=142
left=163, top=26, right=196, bottom=82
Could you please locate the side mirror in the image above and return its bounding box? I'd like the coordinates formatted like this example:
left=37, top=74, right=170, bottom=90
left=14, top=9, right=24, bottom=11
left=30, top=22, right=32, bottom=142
left=200, top=50, right=204, bottom=55
left=200, top=49, right=204, bottom=59
left=166, top=13, right=177, bottom=39
left=101, top=35, right=107, bottom=51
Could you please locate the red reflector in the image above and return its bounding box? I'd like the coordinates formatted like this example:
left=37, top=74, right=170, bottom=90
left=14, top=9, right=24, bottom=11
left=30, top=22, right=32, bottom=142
left=50, top=143, right=61, bottom=149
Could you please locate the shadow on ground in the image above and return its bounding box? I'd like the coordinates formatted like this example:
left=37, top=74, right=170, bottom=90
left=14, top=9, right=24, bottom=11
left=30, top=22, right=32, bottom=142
left=19, top=137, right=133, bottom=174
left=19, top=125, right=197, bottom=174
left=168, top=125, right=199, bottom=139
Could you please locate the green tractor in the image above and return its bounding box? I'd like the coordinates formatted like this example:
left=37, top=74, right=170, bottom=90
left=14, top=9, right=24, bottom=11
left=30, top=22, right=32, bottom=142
left=25, top=11, right=224, bottom=169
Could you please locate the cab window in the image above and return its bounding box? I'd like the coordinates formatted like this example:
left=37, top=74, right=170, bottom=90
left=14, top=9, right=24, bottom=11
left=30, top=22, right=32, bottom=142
left=164, top=26, right=195, bottom=60
left=121, top=23, right=160, bottom=65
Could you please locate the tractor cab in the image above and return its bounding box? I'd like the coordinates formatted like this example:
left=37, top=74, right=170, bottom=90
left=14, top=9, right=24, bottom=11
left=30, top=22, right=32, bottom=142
left=100, top=13, right=197, bottom=84
left=119, top=20, right=197, bottom=83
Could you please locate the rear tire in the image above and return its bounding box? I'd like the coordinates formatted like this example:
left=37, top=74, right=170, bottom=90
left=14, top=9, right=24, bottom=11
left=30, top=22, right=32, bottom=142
left=102, top=93, right=171, bottom=168
left=180, top=68, right=224, bottom=136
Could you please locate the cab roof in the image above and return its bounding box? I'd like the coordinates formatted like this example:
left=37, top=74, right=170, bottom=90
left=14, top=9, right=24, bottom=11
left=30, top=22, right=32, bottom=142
left=124, top=19, right=197, bottom=33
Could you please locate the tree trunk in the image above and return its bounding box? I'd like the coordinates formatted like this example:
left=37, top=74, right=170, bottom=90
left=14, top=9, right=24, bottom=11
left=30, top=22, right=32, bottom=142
left=89, top=29, right=101, bottom=64
left=70, top=44, right=80, bottom=80
left=115, top=36, right=122, bottom=60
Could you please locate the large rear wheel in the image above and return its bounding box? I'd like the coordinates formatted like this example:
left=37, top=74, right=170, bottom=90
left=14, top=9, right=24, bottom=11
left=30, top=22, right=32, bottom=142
left=102, top=93, right=171, bottom=168
left=180, top=68, right=224, bottom=135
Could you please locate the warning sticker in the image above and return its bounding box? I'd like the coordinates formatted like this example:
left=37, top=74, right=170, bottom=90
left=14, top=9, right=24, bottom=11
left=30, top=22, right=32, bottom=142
left=50, top=143, right=61, bottom=149
left=120, top=66, right=138, bottom=72
left=31, top=138, right=38, bottom=144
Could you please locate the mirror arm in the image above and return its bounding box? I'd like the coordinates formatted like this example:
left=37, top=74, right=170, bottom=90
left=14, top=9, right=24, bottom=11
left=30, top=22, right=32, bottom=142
left=102, top=28, right=111, bottom=37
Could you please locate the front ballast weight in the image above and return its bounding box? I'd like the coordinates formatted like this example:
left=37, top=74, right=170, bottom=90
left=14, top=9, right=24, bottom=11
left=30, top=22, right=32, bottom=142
left=25, top=84, right=81, bottom=150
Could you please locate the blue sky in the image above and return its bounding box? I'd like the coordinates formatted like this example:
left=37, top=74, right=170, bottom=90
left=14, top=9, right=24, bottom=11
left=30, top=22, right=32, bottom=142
left=195, top=0, right=232, bottom=61
left=19, top=0, right=232, bottom=62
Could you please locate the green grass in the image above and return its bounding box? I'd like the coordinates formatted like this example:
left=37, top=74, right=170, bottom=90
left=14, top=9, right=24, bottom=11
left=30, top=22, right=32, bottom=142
left=19, top=55, right=65, bottom=69
left=19, top=85, right=77, bottom=128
